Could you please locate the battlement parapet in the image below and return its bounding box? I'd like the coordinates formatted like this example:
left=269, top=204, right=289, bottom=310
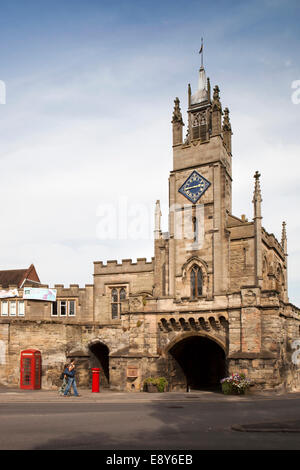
left=94, top=257, right=154, bottom=275
left=262, top=227, right=285, bottom=259
left=51, top=284, right=94, bottom=297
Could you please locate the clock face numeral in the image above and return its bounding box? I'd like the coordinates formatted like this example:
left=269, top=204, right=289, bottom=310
left=178, top=170, right=211, bottom=203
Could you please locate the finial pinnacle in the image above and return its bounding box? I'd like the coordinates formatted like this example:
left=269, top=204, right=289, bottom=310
left=199, top=37, right=204, bottom=69
left=253, top=170, right=262, bottom=204
left=171, top=97, right=184, bottom=125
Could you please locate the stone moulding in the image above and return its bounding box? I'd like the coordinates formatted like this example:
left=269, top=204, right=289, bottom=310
left=228, top=351, right=276, bottom=359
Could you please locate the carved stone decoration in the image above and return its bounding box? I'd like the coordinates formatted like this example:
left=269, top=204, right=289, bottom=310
left=171, top=97, right=184, bottom=125
left=244, top=289, right=256, bottom=305
left=212, top=85, right=222, bottom=111
left=129, top=297, right=142, bottom=311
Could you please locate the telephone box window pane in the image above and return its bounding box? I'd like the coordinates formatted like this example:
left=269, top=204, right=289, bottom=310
left=10, top=301, right=16, bottom=316
left=18, top=301, right=25, bottom=316
left=22, top=358, right=31, bottom=386
left=69, top=300, right=75, bottom=316
left=1, top=301, right=8, bottom=316
left=35, top=357, right=40, bottom=387
left=60, top=301, right=67, bottom=316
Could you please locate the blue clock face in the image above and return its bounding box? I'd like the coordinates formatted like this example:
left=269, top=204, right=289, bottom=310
left=178, top=170, right=211, bottom=203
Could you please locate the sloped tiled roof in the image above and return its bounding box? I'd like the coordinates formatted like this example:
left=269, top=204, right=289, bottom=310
left=0, top=264, right=40, bottom=288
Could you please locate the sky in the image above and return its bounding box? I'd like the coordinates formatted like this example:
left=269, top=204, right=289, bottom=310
left=0, top=0, right=299, bottom=304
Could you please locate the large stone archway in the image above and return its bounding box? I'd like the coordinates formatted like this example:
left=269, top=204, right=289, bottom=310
left=166, top=333, right=227, bottom=391
left=88, top=340, right=110, bottom=389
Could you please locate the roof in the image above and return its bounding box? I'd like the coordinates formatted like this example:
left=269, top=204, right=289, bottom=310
left=0, top=264, right=40, bottom=289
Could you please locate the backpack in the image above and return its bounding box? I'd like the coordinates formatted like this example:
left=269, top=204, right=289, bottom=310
left=60, top=372, right=65, bottom=380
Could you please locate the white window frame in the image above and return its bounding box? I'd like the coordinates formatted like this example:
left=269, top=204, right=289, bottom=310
left=60, top=300, right=67, bottom=317
left=18, top=300, right=25, bottom=316
left=10, top=300, right=17, bottom=316
left=1, top=301, right=8, bottom=316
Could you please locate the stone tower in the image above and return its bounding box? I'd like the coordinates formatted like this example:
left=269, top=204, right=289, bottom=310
left=156, top=60, right=233, bottom=301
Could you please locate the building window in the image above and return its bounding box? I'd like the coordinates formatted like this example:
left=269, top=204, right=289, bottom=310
left=191, top=265, right=203, bottom=298
left=111, top=287, right=127, bottom=320
left=51, top=301, right=58, bottom=316
left=1, top=301, right=8, bottom=316
left=51, top=300, right=76, bottom=317
left=68, top=300, right=76, bottom=316
left=60, top=301, right=67, bottom=316
left=119, top=288, right=126, bottom=302
left=18, top=301, right=25, bottom=316
left=10, top=301, right=16, bottom=316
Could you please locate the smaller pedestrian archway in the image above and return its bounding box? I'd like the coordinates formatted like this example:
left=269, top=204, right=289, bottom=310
left=166, top=334, right=226, bottom=392
left=88, top=341, right=110, bottom=388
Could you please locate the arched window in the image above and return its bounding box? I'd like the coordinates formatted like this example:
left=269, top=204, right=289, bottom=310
left=111, top=288, right=118, bottom=302
left=119, top=288, right=126, bottom=301
left=111, top=289, right=118, bottom=319
left=190, top=265, right=203, bottom=298
left=111, top=287, right=127, bottom=319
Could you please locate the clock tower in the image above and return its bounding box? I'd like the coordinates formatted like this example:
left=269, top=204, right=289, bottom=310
left=155, top=59, right=233, bottom=300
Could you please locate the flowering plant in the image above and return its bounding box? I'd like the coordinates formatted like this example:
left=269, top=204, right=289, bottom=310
left=220, top=373, right=252, bottom=395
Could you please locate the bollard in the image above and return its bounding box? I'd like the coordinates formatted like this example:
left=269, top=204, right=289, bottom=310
left=91, top=368, right=100, bottom=393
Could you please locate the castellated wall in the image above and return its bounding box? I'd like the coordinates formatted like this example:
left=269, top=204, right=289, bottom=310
left=93, top=258, right=155, bottom=324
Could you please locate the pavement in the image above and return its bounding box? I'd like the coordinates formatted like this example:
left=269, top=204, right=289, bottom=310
left=2, top=385, right=300, bottom=403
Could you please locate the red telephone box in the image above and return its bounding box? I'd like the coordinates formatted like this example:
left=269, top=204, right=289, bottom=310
left=20, top=349, right=41, bottom=390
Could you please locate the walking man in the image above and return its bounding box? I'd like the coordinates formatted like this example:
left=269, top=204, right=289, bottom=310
left=63, top=361, right=80, bottom=397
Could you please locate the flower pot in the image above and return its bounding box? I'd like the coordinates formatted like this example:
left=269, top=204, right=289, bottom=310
left=146, top=383, right=159, bottom=393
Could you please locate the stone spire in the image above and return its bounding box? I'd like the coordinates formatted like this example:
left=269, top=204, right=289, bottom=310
left=190, top=66, right=208, bottom=105
left=253, top=171, right=263, bottom=286
left=171, top=97, right=184, bottom=146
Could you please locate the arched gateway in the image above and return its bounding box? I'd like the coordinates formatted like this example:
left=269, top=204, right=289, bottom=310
left=166, top=334, right=227, bottom=392
left=88, top=340, right=110, bottom=389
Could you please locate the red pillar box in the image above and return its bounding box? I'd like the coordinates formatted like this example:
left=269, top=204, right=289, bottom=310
left=20, top=349, right=42, bottom=390
left=91, top=368, right=101, bottom=393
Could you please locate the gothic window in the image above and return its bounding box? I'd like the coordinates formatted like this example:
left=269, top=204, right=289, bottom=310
left=192, top=114, right=200, bottom=140
left=190, top=265, right=203, bottom=298
left=119, top=288, right=126, bottom=301
left=111, top=287, right=127, bottom=319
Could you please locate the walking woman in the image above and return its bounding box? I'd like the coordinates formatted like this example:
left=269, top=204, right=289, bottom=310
left=58, top=362, right=71, bottom=396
